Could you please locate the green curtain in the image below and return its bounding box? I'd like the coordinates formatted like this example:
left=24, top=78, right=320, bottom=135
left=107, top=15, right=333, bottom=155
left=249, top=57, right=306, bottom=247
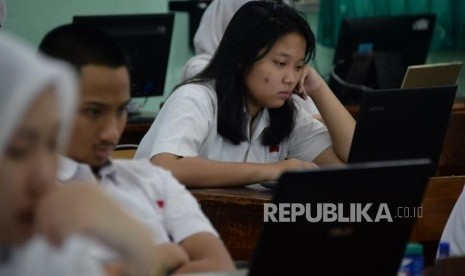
left=317, top=0, right=465, bottom=49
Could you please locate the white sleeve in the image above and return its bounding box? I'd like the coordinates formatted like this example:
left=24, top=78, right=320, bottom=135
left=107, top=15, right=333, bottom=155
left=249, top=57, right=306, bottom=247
left=135, top=84, right=214, bottom=160
left=287, top=110, right=333, bottom=162
left=14, top=235, right=105, bottom=276
left=159, top=170, right=219, bottom=243
left=439, top=184, right=465, bottom=257
left=60, top=236, right=107, bottom=276
left=293, top=95, right=320, bottom=116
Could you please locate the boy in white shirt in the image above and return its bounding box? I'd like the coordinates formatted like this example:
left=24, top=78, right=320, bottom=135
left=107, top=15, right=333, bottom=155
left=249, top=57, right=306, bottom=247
left=0, top=31, right=161, bottom=276
left=39, top=23, right=235, bottom=274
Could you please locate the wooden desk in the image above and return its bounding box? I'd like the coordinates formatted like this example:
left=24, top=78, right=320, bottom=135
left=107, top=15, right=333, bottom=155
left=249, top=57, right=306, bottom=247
left=438, top=110, right=465, bottom=176
left=119, top=122, right=151, bottom=145
left=119, top=113, right=154, bottom=145
left=191, top=176, right=465, bottom=264
left=410, top=176, right=465, bottom=242
left=410, top=176, right=465, bottom=265
left=191, top=187, right=272, bottom=261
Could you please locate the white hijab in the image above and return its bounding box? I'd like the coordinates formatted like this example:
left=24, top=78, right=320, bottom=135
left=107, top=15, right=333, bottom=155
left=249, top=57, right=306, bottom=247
left=0, top=31, right=78, bottom=156
left=193, top=0, right=252, bottom=56
left=193, top=0, right=292, bottom=56
left=180, top=0, right=253, bottom=81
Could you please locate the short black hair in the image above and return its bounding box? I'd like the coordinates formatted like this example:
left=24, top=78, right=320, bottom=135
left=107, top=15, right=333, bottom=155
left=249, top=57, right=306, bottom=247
left=38, top=23, right=127, bottom=71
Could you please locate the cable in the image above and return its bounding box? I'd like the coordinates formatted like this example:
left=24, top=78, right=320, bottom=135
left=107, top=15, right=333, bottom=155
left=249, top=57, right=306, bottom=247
left=330, top=60, right=374, bottom=92
left=115, top=144, right=139, bottom=150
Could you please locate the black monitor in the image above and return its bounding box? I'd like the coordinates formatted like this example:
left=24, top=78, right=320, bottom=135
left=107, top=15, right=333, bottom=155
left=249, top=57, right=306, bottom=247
left=331, top=14, right=436, bottom=94
left=348, top=85, right=456, bottom=176
left=73, top=14, right=174, bottom=98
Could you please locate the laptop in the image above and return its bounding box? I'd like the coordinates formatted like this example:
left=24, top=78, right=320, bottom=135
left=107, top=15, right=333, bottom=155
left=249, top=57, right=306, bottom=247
left=348, top=85, right=457, bottom=176
left=249, top=159, right=432, bottom=276
left=401, top=61, right=462, bottom=89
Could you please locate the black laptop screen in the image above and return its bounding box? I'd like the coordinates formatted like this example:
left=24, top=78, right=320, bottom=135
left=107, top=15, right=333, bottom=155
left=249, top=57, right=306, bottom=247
left=249, top=159, right=431, bottom=276
left=348, top=85, right=456, bottom=176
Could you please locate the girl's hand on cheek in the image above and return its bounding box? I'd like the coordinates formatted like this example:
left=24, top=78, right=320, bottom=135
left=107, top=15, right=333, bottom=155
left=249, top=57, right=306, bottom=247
left=295, top=66, right=324, bottom=99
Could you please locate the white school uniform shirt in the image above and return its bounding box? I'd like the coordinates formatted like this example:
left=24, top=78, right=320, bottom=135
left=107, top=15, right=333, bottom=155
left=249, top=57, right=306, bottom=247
left=57, top=157, right=218, bottom=246
left=135, top=82, right=332, bottom=165
left=0, top=235, right=103, bottom=276
left=438, top=184, right=465, bottom=257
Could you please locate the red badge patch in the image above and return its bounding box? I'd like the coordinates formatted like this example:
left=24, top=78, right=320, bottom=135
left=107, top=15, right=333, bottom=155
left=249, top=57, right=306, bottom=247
left=269, top=145, right=280, bottom=153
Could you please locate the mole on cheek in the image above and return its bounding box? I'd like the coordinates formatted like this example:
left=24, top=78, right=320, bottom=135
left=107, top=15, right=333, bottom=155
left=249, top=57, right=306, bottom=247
left=264, top=77, right=270, bottom=83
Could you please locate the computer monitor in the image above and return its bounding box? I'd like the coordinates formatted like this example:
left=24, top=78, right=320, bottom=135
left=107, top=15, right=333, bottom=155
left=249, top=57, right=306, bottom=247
left=73, top=14, right=174, bottom=98
left=348, top=85, right=457, bottom=177
left=332, top=14, right=436, bottom=91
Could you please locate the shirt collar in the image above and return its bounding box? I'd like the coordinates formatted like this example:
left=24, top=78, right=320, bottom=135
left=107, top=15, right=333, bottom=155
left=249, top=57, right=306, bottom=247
left=99, top=160, right=117, bottom=181
left=242, top=107, right=270, bottom=142
left=57, top=156, right=117, bottom=183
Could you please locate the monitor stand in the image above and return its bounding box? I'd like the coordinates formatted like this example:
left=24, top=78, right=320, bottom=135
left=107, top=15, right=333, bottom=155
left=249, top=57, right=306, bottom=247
left=374, top=51, right=405, bottom=89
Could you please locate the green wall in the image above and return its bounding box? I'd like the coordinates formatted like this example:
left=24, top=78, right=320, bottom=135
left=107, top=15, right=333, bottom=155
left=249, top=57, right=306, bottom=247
left=4, top=1, right=464, bottom=114
left=4, top=0, right=192, bottom=114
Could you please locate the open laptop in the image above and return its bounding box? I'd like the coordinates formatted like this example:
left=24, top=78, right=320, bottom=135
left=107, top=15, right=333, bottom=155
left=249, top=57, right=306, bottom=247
left=401, top=61, right=462, bottom=89
left=249, top=159, right=432, bottom=275
left=348, top=85, right=457, bottom=176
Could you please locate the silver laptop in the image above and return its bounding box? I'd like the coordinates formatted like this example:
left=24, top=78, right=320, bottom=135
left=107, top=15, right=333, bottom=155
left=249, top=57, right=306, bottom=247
left=401, top=61, right=462, bottom=89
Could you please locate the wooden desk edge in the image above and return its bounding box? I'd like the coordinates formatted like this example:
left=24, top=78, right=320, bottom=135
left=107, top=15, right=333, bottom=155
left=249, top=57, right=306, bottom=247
left=190, top=187, right=272, bottom=204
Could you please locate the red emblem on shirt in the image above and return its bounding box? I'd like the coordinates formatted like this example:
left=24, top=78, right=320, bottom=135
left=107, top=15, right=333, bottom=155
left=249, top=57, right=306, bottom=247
left=156, top=200, right=164, bottom=208
left=269, top=145, right=280, bottom=153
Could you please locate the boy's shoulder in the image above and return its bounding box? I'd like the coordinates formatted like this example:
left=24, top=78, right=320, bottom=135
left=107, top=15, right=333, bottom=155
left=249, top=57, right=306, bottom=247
left=110, top=159, right=189, bottom=198
left=111, top=159, right=173, bottom=182
left=172, top=81, right=216, bottom=102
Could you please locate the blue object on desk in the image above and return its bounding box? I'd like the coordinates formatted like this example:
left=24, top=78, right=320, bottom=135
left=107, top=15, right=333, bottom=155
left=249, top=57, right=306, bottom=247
left=357, top=42, right=373, bottom=55
left=398, top=243, right=424, bottom=276
left=438, top=241, right=450, bottom=259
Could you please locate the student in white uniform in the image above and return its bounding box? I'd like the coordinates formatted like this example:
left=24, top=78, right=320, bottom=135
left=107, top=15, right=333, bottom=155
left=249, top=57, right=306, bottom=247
left=181, top=0, right=320, bottom=116
left=438, top=184, right=465, bottom=257
left=39, top=24, right=235, bottom=274
left=0, top=32, right=161, bottom=276
left=180, top=0, right=251, bottom=82
left=136, top=1, right=355, bottom=188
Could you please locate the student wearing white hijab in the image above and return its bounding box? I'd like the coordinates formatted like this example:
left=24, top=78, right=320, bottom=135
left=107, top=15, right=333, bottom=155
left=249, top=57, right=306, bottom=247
left=180, top=0, right=252, bottom=81
left=180, top=0, right=320, bottom=116
left=0, top=32, right=162, bottom=276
